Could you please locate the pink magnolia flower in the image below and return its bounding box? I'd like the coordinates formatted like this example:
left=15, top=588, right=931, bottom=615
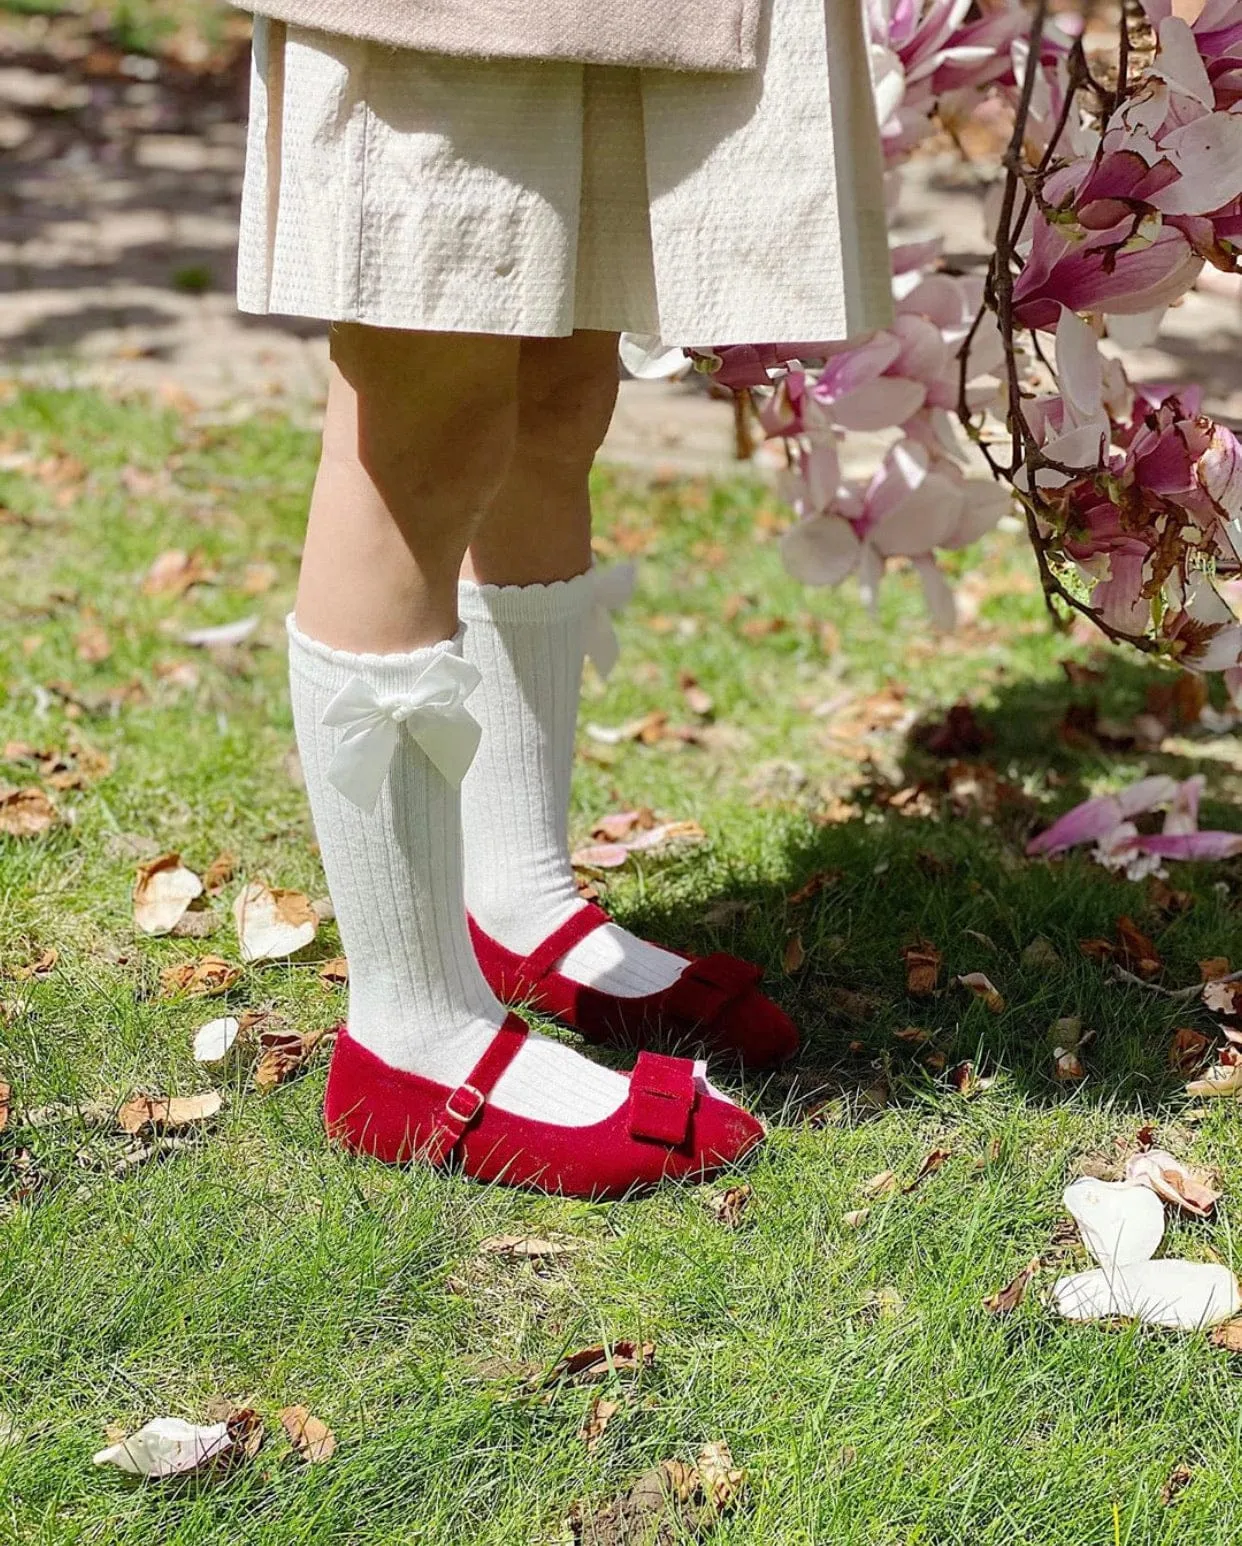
left=1028, top=772, right=1242, bottom=875
left=780, top=438, right=1009, bottom=627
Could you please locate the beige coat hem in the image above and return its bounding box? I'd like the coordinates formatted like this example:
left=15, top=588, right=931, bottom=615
left=230, top=0, right=763, bottom=72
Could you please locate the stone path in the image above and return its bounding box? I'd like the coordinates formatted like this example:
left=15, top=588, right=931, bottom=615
left=3, top=6, right=1241, bottom=474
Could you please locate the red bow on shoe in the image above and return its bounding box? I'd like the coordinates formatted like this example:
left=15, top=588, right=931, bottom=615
left=627, top=1052, right=697, bottom=1146
left=662, top=954, right=763, bottom=1028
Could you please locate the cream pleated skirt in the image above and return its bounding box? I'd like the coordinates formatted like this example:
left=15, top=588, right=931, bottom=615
left=236, top=0, right=892, bottom=346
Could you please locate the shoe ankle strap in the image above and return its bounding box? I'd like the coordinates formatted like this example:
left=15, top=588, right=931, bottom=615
left=423, top=1015, right=528, bottom=1167
left=522, top=903, right=611, bottom=986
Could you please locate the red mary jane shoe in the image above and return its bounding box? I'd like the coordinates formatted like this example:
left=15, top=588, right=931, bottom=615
left=323, top=1013, right=764, bottom=1198
left=469, top=904, right=799, bottom=1070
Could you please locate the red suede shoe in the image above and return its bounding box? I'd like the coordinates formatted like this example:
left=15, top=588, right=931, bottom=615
left=323, top=1013, right=764, bottom=1198
left=469, top=904, right=799, bottom=1070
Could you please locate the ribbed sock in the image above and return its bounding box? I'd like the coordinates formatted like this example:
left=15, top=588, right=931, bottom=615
left=458, top=570, right=687, bottom=997
left=287, top=615, right=627, bottom=1125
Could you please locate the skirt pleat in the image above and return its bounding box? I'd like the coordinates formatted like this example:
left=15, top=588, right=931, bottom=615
left=236, top=0, right=892, bottom=345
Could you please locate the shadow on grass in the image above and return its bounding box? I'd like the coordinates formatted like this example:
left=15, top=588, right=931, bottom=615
left=613, top=647, right=1242, bottom=1125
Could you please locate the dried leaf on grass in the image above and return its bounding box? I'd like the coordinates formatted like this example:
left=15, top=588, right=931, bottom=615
left=1049, top=1016, right=1093, bottom=1082
left=142, top=549, right=212, bottom=597
left=278, top=1405, right=336, bottom=1464
left=678, top=673, right=715, bottom=718
left=585, top=711, right=670, bottom=746
left=477, top=1235, right=580, bottom=1260
left=1186, top=1044, right=1242, bottom=1097
left=1200, top=957, right=1232, bottom=982
left=0, top=787, right=57, bottom=837
left=1210, top=1318, right=1242, bottom=1352
left=0, top=1081, right=9, bottom=1134
left=957, top=972, right=1005, bottom=1013
left=842, top=1209, right=871, bottom=1228
left=861, top=1169, right=898, bottom=1198
left=253, top=1023, right=330, bottom=1092
left=116, top=1091, right=222, bottom=1135
left=1161, top=1463, right=1195, bottom=1507
left=233, top=882, right=318, bottom=963
left=786, top=870, right=842, bottom=905
left=1124, top=1149, right=1220, bottom=1218
left=202, top=851, right=237, bottom=895
left=709, top=1183, right=753, bottom=1228
left=543, top=1340, right=655, bottom=1388
left=571, top=820, right=706, bottom=871
left=902, top=941, right=941, bottom=997
left=569, top=1441, right=743, bottom=1545
left=160, top=955, right=241, bottom=998
left=782, top=934, right=806, bottom=973
left=983, top=1256, right=1041, bottom=1315
left=318, top=957, right=349, bottom=986
left=133, top=853, right=203, bottom=936
left=11, top=948, right=57, bottom=981
left=1169, top=1027, right=1212, bottom=1074
left=903, top=1147, right=951, bottom=1193
left=580, top=1398, right=620, bottom=1453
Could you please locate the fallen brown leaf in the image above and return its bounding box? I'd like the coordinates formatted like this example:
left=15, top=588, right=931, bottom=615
left=697, top=1441, right=745, bottom=1513
left=234, top=881, right=318, bottom=963
left=544, top=1340, right=654, bottom=1388
left=1161, top=1463, right=1194, bottom=1507
left=591, top=809, right=656, bottom=842
left=861, top=1169, right=898, bottom=1199
left=75, top=624, right=111, bottom=664
left=678, top=672, right=714, bottom=717
left=1200, top=957, right=1231, bottom=983
left=982, top=1256, right=1041, bottom=1315
left=842, top=1209, right=871, bottom=1228
left=0, top=1080, right=9, bottom=1134
left=709, top=1183, right=753, bottom=1228
left=902, top=940, right=942, bottom=997
left=116, top=1090, right=222, bottom=1135
left=478, top=1235, right=580, bottom=1259
left=1169, top=1027, right=1212, bottom=1075
left=278, top=1405, right=336, bottom=1464
left=253, top=1024, right=329, bottom=1092
left=318, top=957, right=349, bottom=986
left=142, top=548, right=211, bottom=596
left=1210, top=1318, right=1242, bottom=1352
left=786, top=870, right=842, bottom=905
left=894, top=1026, right=932, bottom=1045
left=782, top=934, right=805, bottom=973
left=903, top=1147, right=951, bottom=1193
left=0, top=787, right=57, bottom=838
left=12, top=948, right=57, bottom=981
left=957, top=971, right=1005, bottom=1013
left=916, top=701, right=992, bottom=757
left=159, top=955, right=241, bottom=998
left=133, top=853, right=204, bottom=936
left=202, top=851, right=237, bottom=895
left=1115, top=915, right=1162, bottom=979
left=579, top=1397, right=620, bottom=1454
left=568, top=1442, right=743, bottom=1545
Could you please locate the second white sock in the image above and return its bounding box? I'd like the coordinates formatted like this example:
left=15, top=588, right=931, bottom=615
left=458, top=570, right=688, bottom=998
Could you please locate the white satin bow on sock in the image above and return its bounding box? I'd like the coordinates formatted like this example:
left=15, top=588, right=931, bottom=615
left=581, top=562, right=636, bottom=681
left=323, top=654, right=482, bottom=813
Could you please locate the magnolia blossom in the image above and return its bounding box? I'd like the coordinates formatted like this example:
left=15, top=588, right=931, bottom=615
left=1027, top=773, right=1242, bottom=877
left=780, top=438, right=1009, bottom=627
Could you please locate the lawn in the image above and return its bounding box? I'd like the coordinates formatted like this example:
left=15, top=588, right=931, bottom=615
left=3, top=382, right=1242, bottom=1544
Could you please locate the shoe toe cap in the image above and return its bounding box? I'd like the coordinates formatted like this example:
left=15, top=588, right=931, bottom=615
left=715, top=988, right=800, bottom=1068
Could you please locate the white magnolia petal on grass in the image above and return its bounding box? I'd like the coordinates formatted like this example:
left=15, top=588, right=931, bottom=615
left=780, top=514, right=862, bottom=587
left=1117, top=774, right=1181, bottom=818
left=232, top=881, right=318, bottom=963
left=193, top=1016, right=240, bottom=1064
left=133, top=855, right=204, bottom=937
left=1053, top=1262, right=1240, bottom=1329
left=93, top=1417, right=234, bottom=1478
left=181, top=616, right=259, bottom=649
left=1063, top=1177, right=1165, bottom=1269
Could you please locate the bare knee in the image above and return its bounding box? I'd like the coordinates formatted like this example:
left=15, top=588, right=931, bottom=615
left=515, top=332, right=620, bottom=476
left=326, top=324, right=520, bottom=521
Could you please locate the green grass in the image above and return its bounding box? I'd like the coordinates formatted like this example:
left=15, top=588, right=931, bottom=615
left=4, top=383, right=1242, bottom=1543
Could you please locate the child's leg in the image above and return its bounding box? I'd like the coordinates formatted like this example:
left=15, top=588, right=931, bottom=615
left=291, top=323, right=629, bottom=1124
left=458, top=330, right=687, bottom=996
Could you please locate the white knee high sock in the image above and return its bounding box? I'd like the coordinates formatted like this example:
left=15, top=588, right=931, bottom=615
left=457, top=570, right=687, bottom=997
left=287, top=616, right=626, bottom=1125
